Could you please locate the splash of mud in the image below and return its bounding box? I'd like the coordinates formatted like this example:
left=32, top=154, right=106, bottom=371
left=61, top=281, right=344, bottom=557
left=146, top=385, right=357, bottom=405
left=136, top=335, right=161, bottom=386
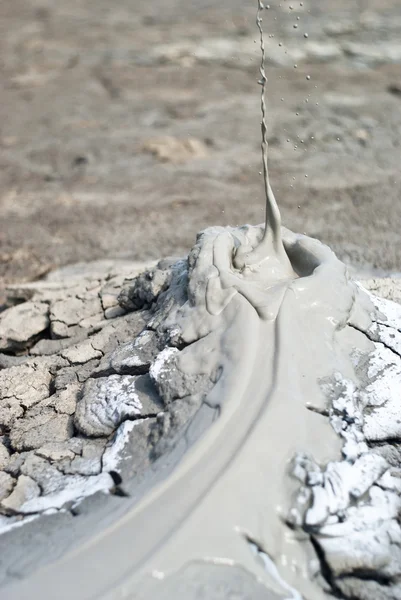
left=234, top=1, right=293, bottom=277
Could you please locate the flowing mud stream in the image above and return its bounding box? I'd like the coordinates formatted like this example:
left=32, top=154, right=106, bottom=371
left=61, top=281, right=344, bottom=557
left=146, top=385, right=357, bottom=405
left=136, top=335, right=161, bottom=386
left=2, top=3, right=401, bottom=600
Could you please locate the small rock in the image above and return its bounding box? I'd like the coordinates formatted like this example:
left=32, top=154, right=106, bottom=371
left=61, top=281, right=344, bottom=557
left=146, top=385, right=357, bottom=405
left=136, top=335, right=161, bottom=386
left=30, top=337, right=74, bottom=356
left=61, top=339, right=102, bottom=364
left=0, top=472, right=15, bottom=502
left=118, top=266, right=172, bottom=311
left=100, top=291, right=121, bottom=310
left=0, top=301, right=49, bottom=351
left=94, top=329, right=160, bottom=377
left=104, top=305, right=126, bottom=319
left=1, top=475, right=40, bottom=512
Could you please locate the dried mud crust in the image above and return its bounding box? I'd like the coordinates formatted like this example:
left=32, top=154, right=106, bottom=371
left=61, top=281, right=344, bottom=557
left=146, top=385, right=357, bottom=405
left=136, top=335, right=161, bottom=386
left=0, top=256, right=216, bottom=525
left=288, top=287, right=401, bottom=600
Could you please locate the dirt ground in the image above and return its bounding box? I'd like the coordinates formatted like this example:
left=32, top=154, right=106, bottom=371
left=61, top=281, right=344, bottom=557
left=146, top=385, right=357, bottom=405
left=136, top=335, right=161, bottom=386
left=1, top=0, right=401, bottom=297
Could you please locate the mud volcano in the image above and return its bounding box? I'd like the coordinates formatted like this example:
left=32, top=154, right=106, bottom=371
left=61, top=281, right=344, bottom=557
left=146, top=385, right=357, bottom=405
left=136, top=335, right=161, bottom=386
left=1, top=3, right=401, bottom=600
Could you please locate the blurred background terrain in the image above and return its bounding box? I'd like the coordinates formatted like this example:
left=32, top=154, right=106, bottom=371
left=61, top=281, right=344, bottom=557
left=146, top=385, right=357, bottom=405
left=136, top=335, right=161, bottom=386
left=0, top=0, right=400, bottom=296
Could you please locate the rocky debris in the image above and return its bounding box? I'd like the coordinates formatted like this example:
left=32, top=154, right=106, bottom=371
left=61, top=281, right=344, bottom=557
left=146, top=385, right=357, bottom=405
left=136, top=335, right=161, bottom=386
left=288, top=289, right=401, bottom=600
left=0, top=256, right=214, bottom=522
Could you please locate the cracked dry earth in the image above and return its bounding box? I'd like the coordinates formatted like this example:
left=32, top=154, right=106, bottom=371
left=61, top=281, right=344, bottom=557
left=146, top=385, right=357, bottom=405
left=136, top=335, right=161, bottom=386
left=0, top=256, right=205, bottom=525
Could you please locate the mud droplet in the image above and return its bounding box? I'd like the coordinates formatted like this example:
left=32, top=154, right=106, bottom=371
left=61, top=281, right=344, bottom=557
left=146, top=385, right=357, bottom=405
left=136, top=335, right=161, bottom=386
left=304, top=33, right=309, bottom=38
left=306, top=75, right=311, bottom=80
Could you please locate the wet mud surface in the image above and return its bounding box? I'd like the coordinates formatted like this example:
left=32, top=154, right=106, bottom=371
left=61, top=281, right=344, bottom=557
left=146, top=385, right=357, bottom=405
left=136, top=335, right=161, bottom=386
left=1, top=0, right=401, bottom=294
left=0, top=227, right=400, bottom=600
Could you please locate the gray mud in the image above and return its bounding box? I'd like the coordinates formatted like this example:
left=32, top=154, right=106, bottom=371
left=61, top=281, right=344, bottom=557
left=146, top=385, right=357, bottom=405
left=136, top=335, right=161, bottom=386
left=1, top=222, right=400, bottom=600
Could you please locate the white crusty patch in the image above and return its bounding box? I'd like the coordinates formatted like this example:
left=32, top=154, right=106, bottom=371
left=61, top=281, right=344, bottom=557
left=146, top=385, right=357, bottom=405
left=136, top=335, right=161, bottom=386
left=75, top=375, right=144, bottom=436
left=367, top=290, right=401, bottom=330
left=20, top=472, right=113, bottom=513
left=290, top=291, right=401, bottom=585
left=0, top=420, right=143, bottom=535
left=102, top=419, right=148, bottom=472
left=150, top=347, right=179, bottom=381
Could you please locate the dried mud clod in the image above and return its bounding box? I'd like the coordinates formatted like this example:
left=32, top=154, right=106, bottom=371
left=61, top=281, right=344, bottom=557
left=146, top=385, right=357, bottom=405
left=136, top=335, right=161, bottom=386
left=0, top=256, right=215, bottom=527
